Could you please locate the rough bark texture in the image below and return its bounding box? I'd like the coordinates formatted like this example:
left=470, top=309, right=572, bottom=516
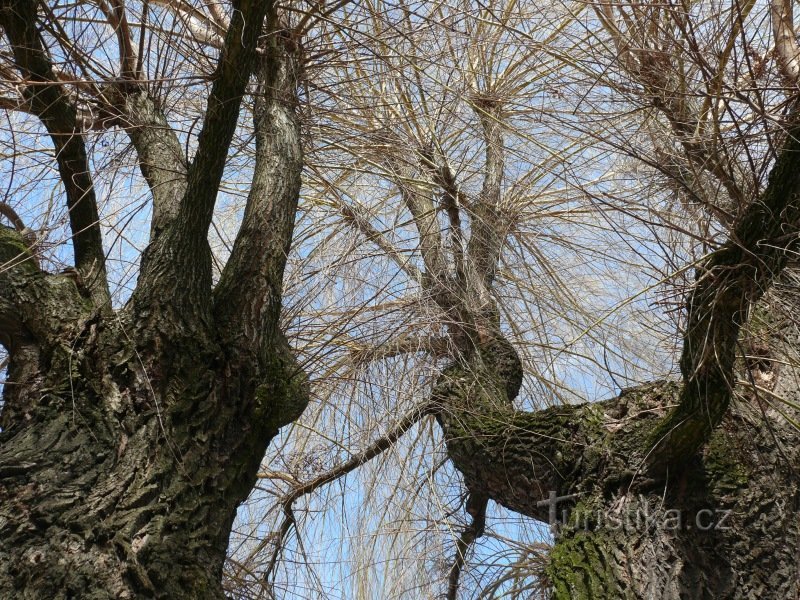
left=433, top=300, right=800, bottom=598
left=0, top=258, right=307, bottom=597
left=0, top=4, right=307, bottom=597
left=425, top=95, right=800, bottom=599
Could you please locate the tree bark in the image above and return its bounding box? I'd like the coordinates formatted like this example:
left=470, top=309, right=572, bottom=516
left=0, top=204, right=307, bottom=599
left=434, top=304, right=800, bottom=598
left=0, top=4, right=307, bottom=597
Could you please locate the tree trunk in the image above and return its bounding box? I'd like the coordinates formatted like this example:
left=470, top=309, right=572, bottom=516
left=0, top=3, right=307, bottom=595
left=435, top=317, right=800, bottom=598
left=0, top=252, right=307, bottom=598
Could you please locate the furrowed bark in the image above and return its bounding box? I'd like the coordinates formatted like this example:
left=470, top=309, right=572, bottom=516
left=105, top=87, right=188, bottom=238
left=434, top=323, right=800, bottom=598
left=212, top=20, right=308, bottom=450
left=0, top=0, right=110, bottom=308
left=134, top=0, right=272, bottom=316
left=0, top=305, right=308, bottom=598
left=0, top=224, right=92, bottom=423
left=0, top=6, right=309, bottom=597
left=213, top=20, right=301, bottom=358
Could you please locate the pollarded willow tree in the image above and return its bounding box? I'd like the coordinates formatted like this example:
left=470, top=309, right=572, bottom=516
left=0, top=0, right=309, bottom=596
left=1, top=1, right=800, bottom=600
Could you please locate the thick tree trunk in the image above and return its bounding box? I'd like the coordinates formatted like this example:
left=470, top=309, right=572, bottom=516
left=0, top=4, right=306, bottom=595
left=0, top=267, right=307, bottom=598
left=0, top=12, right=305, bottom=596
left=546, top=391, right=800, bottom=599
left=435, top=317, right=800, bottom=598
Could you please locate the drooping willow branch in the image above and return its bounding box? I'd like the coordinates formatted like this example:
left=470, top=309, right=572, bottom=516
left=260, top=402, right=434, bottom=582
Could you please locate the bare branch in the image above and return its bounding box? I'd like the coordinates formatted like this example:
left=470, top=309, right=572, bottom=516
left=651, top=111, right=800, bottom=466
left=467, top=96, right=507, bottom=292
left=447, top=494, right=487, bottom=600
left=337, top=196, right=423, bottom=284
left=97, top=0, right=139, bottom=79
left=771, top=0, right=800, bottom=84
left=397, top=175, right=448, bottom=289
left=372, top=143, right=448, bottom=291
left=0, top=0, right=110, bottom=307
left=104, top=87, right=188, bottom=237
left=150, top=0, right=226, bottom=47
left=350, top=334, right=450, bottom=364
left=420, top=146, right=467, bottom=286
left=213, top=25, right=301, bottom=355
left=261, top=402, right=434, bottom=582
left=206, top=1, right=229, bottom=30
left=135, top=0, right=272, bottom=312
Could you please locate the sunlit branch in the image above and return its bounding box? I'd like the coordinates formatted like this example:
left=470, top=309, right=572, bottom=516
left=350, top=334, right=450, bottom=364
left=97, top=0, right=139, bottom=79
left=150, top=0, right=226, bottom=47
left=467, top=96, right=506, bottom=292
left=771, top=0, right=800, bottom=84
left=419, top=146, right=466, bottom=285
left=296, top=0, right=356, bottom=34
left=205, top=0, right=229, bottom=30
left=337, top=197, right=423, bottom=284
left=398, top=182, right=447, bottom=288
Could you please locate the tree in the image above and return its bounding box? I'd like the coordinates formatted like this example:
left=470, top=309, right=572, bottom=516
left=0, top=0, right=307, bottom=596
left=1, top=2, right=799, bottom=600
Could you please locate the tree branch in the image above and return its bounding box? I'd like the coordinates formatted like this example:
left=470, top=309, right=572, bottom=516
left=151, top=0, right=226, bottom=47
left=349, top=334, right=450, bottom=364
left=379, top=149, right=447, bottom=291
left=134, top=0, right=272, bottom=314
left=97, top=0, right=139, bottom=79
left=103, top=87, right=188, bottom=238
left=419, top=146, right=467, bottom=287
left=466, top=96, right=506, bottom=293
left=771, top=0, right=800, bottom=84
left=213, top=23, right=301, bottom=356
left=399, top=181, right=448, bottom=289
left=337, top=197, right=423, bottom=284
left=447, top=493, right=487, bottom=600
left=182, top=0, right=270, bottom=235
left=0, top=0, right=110, bottom=308
left=261, top=402, right=433, bottom=582
left=650, top=113, right=800, bottom=466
